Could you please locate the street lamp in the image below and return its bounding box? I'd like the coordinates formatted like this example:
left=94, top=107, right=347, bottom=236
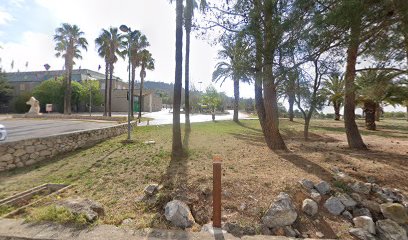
left=120, top=24, right=132, bottom=141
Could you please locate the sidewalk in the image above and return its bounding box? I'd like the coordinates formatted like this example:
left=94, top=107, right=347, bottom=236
left=0, top=218, right=320, bottom=240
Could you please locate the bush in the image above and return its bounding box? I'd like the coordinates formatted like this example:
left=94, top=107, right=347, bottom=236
left=13, top=91, right=32, bottom=113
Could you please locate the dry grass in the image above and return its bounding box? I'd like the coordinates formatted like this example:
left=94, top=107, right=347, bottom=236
left=0, top=118, right=407, bottom=238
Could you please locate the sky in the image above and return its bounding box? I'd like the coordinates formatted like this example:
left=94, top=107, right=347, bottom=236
left=0, top=0, right=404, bottom=113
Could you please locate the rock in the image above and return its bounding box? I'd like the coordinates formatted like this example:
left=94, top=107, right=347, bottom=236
left=354, top=208, right=373, bottom=218
left=351, top=193, right=364, bottom=204
left=315, top=181, right=331, bottom=195
left=259, top=224, right=272, bottom=235
left=201, top=223, right=227, bottom=235
left=262, top=192, right=298, bottom=228
left=283, top=226, right=298, bottom=238
left=302, top=199, right=318, bottom=216
left=342, top=210, right=354, bottom=220
left=362, top=200, right=381, bottom=215
left=299, top=179, right=315, bottom=190
left=57, top=198, right=104, bottom=222
left=164, top=200, right=195, bottom=228
left=333, top=171, right=353, bottom=183
left=122, top=218, right=133, bottom=225
left=223, top=222, right=243, bottom=237
left=310, top=189, right=322, bottom=203
left=144, top=184, right=159, bottom=196
left=351, top=182, right=372, bottom=195
left=242, top=226, right=256, bottom=236
left=316, top=231, right=325, bottom=238
left=376, top=219, right=408, bottom=240
left=324, top=196, right=345, bottom=215
left=353, top=216, right=376, bottom=234
left=338, top=193, right=358, bottom=209
left=380, top=203, right=408, bottom=224
left=349, top=228, right=377, bottom=240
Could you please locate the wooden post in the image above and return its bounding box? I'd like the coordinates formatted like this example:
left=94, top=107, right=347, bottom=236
left=213, top=155, right=222, bottom=228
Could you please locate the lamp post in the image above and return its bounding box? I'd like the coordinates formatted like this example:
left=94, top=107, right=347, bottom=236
left=120, top=24, right=132, bottom=141
left=86, top=72, right=93, bottom=116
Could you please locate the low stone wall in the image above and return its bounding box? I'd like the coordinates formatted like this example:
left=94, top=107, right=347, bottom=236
left=0, top=122, right=137, bottom=172
left=12, top=114, right=127, bottom=122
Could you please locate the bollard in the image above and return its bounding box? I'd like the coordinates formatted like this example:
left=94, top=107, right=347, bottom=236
left=213, top=155, right=222, bottom=228
left=147, top=120, right=150, bottom=126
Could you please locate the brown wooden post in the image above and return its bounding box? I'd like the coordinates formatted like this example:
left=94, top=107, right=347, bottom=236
left=213, top=155, right=222, bottom=228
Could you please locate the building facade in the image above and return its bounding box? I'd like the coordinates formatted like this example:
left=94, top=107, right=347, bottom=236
left=4, top=69, right=162, bottom=113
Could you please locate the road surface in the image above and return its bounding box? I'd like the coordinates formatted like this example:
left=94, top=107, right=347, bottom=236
left=0, top=119, right=117, bottom=143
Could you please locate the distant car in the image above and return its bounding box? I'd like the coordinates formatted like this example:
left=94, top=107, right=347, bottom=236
left=0, top=124, right=7, bottom=141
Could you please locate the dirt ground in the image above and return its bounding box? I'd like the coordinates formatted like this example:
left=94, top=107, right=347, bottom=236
left=0, top=118, right=407, bottom=239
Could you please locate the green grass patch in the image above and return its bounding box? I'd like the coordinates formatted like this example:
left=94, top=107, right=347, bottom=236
left=26, top=205, right=88, bottom=226
left=0, top=205, right=16, bottom=216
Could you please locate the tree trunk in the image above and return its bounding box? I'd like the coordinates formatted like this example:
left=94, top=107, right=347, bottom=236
left=375, top=103, right=381, bottom=122
left=138, top=69, right=144, bottom=123
left=288, top=95, right=294, bottom=121
left=131, top=65, right=136, bottom=119
left=364, top=101, right=376, bottom=130
left=304, top=117, right=311, bottom=140
left=406, top=106, right=408, bottom=121
left=334, top=101, right=341, bottom=120
left=66, top=67, right=72, bottom=115
left=108, top=64, right=113, bottom=117
left=104, top=63, right=108, bottom=116
left=63, top=67, right=69, bottom=115
left=262, top=0, right=287, bottom=151
left=184, top=0, right=192, bottom=132
left=172, top=0, right=183, bottom=158
left=233, top=79, right=239, bottom=122
left=343, top=15, right=367, bottom=149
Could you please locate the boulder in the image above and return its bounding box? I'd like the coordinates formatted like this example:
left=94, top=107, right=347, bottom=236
left=324, top=196, right=345, bottom=215
left=350, top=182, right=372, bottom=195
left=164, top=200, right=195, bottom=228
left=353, top=216, right=376, bottom=234
left=299, top=179, right=315, bottom=191
left=223, top=222, right=244, bottom=237
left=302, top=199, right=318, bottom=216
left=349, top=228, right=377, bottom=240
left=310, top=189, right=322, bottom=203
left=354, top=208, right=373, bottom=218
left=315, top=181, right=331, bottom=195
left=262, top=192, right=298, bottom=228
left=338, top=193, right=357, bottom=209
left=57, top=198, right=104, bottom=222
left=362, top=199, right=381, bottom=215
left=342, top=210, right=353, bottom=220
left=376, top=219, right=408, bottom=240
left=380, top=203, right=408, bottom=224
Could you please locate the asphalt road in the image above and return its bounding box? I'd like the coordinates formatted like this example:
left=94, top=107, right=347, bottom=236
left=0, top=119, right=117, bottom=143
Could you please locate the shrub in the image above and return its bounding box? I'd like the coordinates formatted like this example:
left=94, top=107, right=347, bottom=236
left=13, top=91, right=32, bottom=113
left=26, top=205, right=88, bottom=226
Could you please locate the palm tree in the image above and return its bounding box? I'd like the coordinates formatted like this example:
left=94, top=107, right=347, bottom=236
left=54, top=23, right=88, bottom=114
left=322, top=74, right=344, bottom=121
left=212, top=34, right=252, bottom=122
left=136, top=49, right=155, bottom=122
left=129, top=31, right=149, bottom=118
left=95, top=30, right=111, bottom=116
left=95, top=27, right=125, bottom=117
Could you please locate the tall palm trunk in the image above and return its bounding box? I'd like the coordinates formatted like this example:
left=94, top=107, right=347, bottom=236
left=172, top=0, right=183, bottom=158
left=233, top=79, right=239, bottom=122
left=262, top=1, right=286, bottom=150
left=334, top=101, right=341, bottom=120
left=375, top=103, right=381, bottom=122
left=184, top=0, right=192, bottom=132
left=104, top=63, right=108, bottom=116
left=343, top=15, right=367, bottom=149
left=108, top=64, right=113, bottom=117
left=138, top=69, right=144, bottom=122
left=364, top=100, right=376, bottom=130
left=131, top=64, right=136, bottom=118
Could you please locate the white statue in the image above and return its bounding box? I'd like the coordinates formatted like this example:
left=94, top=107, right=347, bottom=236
left=26, top=96, right=41, bottom=115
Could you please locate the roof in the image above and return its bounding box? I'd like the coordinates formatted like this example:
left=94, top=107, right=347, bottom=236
left=5, top=69, right=121, bottom=83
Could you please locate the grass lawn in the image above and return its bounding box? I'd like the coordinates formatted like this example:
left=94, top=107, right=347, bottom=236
left=0, top=118, right=407, bottom=238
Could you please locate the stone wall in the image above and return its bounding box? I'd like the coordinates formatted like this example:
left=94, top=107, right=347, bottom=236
left=0, top=122, right=137, bottom=172
left=12, top=114, right=127, bottom=122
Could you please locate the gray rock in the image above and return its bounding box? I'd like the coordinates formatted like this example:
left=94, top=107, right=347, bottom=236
left=223, top=222, right=243, bottom=237
left=283, top=226, right=298, bottom=238
left=144, top=184, right=159, bottom=196
left=262, top=192, right=298, bottom=228
left=310, top=189, right=322, bottom=203
left=342, top=210, right=353, bottom=220
left=57, top=198, right=104, bottom=222
left=338, top=193, right=357, bottom=209
left=164, top=200, right=195, bottom=228
left=315, top=181, right=331, bottom=195
left=376, top=219, right=408, bottom=240
left=351, top=193, right=364, bottom=204
left=380, top=203, right=408, bottom=225
left=351, top=182, right=372, bottom=195
left=316, top=231, right=325, bottom=238
left=349, top=228, right=378, bottom=240
left=302, top=199, right=318, bottom=216
left=333, top=171, right=353, bottom=183
left=362, top=200, right=381, bottom=215
left=354, top=208, right=373, bottom=218
left=201, top=223, right=227, bottom=235
left=324, top=196, right=345, bottom=215
left=299, top=179, right=315, bottom=190
left=353, top=216, right=376, bottom=234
